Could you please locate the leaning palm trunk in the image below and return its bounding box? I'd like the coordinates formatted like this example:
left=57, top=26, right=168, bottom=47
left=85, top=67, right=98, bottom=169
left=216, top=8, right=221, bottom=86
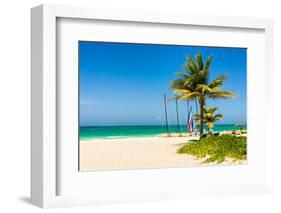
left=199, top=98, right=205, bottom=137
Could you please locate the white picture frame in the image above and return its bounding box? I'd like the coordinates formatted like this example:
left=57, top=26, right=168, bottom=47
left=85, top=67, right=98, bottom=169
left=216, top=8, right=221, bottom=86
left=31, top=4, right=274, bottom=208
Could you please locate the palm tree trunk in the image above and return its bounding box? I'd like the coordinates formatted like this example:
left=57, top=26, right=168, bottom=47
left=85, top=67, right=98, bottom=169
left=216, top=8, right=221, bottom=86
left=198, top=97, right=205, bottom=139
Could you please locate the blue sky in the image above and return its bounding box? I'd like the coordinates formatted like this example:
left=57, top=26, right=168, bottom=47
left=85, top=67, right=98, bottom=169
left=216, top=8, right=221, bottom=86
left=79, top=41, right=246, bottom=126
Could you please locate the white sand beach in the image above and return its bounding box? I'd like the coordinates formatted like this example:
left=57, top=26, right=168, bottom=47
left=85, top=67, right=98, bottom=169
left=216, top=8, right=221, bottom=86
left=79, top=136, right=245, bottom=171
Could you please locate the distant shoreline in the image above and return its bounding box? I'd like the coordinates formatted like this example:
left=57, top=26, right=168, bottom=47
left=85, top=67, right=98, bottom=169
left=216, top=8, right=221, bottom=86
left=79, top=124, right=247, bottom=140
left=80, top=123, right=246, bottom=128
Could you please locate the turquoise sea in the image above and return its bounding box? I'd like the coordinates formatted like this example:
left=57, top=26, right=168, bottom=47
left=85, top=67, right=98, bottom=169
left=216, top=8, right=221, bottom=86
left=80, top=124, right=245, bottom=140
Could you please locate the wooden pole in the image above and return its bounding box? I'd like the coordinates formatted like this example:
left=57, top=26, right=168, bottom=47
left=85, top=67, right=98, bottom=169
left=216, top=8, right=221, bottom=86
left=195, top=98, right=198, bottom=115
left=164, top=94, right=169, bottom=133
left=186, top=100, right=189, bottom=133
left=175, top=95, right=180, bottom=133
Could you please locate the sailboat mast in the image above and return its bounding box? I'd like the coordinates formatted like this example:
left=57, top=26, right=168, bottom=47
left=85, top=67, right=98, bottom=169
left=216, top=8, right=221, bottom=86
left=164, top=94, right=169, bottom=133
left=175, top=95, right=180, bottom=133
left=195, top=97, right=198, bottom=114
left=186, top=100, right=189, bottom=133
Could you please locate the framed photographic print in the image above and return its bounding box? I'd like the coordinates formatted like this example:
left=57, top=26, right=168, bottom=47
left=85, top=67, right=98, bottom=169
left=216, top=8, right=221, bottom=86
left=31, top=4, right=274, bottom=208
left=78, top=41, right=247, bottom=171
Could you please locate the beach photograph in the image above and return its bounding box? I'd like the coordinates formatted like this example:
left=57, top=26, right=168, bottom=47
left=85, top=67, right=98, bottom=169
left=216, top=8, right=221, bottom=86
left=79, top=41, right=247, bottom=171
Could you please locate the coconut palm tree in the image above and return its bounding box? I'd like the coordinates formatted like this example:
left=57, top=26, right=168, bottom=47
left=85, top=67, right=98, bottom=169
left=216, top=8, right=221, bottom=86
left=194, top=107, right=223, bottom=132
left=170, top=52, right=236, bottom=137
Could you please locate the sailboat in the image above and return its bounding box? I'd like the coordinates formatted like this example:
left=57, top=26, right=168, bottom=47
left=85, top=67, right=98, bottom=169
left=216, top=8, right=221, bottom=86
left=187, top=106, right=196, bottom=135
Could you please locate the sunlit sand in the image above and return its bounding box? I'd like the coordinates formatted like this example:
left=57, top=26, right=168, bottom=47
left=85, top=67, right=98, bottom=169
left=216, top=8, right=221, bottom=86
left=79, top=136, right=245, bottom=171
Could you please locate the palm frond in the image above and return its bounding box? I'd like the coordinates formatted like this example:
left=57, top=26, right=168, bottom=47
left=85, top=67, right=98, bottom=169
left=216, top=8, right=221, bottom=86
left=175, top=72, right=189, bottom=78
left=193, top=114, right=203, bottom=124
left=183, top=77, right=195, bottom=87
left=186, top=56, right=198, bottom=74
left=208, top=90, right=237, bottom=99
left=205, top=55, right=213, bottom=69
left=207, top=107, right=219, bottom=114
left=175, top=89, right=191, bottom=94
left=193, top=113, right=200, bottom=119
left=196, top=84, right=212, bottom=93
left=178, top=92, right=200, bottom=100
left=170, top=79, right=185, bottom=90
left=196, top=53, right=204, bottom=71
left=213, top=114, right=223, bottom=121
left=209, top=86, right=221, bottom=93
left=199, top=68, right=210, bottom=80
left=208, top=74, right=228, bottom=88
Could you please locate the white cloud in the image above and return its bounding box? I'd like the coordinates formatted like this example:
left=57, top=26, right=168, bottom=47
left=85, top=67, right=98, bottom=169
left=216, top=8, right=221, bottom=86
left=80, top=99, right=104, bottom=108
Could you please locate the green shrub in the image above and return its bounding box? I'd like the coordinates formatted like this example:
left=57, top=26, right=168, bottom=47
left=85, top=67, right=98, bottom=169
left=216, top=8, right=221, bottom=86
left=177, top=135, right=247, bottom=163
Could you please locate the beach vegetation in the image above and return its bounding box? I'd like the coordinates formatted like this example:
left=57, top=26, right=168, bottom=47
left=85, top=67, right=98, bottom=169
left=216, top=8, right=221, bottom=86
left=177, top=135, right=247, bottom=163
left=170, top=52, right=236, bottom=137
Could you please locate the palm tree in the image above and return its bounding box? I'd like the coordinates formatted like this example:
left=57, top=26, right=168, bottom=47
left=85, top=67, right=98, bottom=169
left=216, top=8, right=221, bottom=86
left=170, top=52, right=236, bottom=137
left=194, top=107, right=223, bottom=132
